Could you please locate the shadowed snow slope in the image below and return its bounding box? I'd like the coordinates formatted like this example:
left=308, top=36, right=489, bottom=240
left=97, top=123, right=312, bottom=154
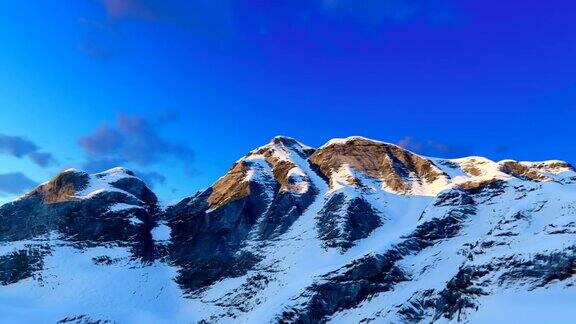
left=0, top=136, right=575, bottom=323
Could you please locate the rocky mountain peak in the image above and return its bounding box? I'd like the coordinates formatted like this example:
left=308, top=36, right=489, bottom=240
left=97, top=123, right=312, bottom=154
left=27, top=167, right=156, bottom=206
left=94, top=167, right=157, bottom=206
left=269, top=135, right=313, bottom=152
left=263, top=135, right=316, bottom=159
left=0, top=167, right=158, bottom=243
left=94, top=166, right=136, bottom=178
left=206, top=136, right=316, bottom=210
left=310, top=136, right=448, bottom=194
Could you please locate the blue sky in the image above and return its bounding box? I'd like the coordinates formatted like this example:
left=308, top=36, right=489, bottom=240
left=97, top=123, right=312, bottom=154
left=0, top=0, right=575, bottom=204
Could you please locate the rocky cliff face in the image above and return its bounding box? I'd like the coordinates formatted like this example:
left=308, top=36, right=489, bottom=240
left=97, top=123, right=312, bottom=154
left=0, top=136, right=575, bottom=323
left=166, top=136, right=318, bottom=292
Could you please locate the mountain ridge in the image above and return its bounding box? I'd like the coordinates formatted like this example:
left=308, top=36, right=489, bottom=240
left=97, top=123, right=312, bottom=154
left=0, top=135, right=575, bottom=323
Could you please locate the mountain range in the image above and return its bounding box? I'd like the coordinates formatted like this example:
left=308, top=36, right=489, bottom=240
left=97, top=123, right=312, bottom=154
left=1, top=136, right=575, bottom=323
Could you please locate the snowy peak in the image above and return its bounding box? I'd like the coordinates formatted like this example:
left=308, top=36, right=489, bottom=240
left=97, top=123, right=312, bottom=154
left=28, top=167, right=156, bottom=206
left=207, top=136, right=316, bottom=210
left=0, top=167, right=158, bottom=245
left=310, top=136, right=449, bottom=195
left=250, top=135, right=315, bottom=194
left=268, top=135, right=315, bottom=156
left=91, top=167, right=158, bottom=206
left=93, top=166, right=137, bottom=179
left=166, top=137, right=324, bottom=292
left=441, top=157, right=576, bottom=189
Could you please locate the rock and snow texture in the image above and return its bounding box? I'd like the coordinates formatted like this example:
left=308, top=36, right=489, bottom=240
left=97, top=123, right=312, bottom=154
left=1, top=136, right=576, bottom=323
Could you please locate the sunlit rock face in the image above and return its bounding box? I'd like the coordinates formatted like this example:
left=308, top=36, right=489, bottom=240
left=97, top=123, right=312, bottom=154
left=0, top=167, right=158, bottom=244
left=309, top=136, right=449, bottom=195
left=1, top=136, right=576, bottom=323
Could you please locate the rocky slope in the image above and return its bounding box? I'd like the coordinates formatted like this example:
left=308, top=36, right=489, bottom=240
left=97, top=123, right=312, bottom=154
left=0, top=136, right=575, bottom=323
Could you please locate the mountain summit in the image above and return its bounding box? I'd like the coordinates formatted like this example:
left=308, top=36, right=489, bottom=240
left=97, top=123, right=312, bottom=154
left=1, top=136, right=575, bottom=323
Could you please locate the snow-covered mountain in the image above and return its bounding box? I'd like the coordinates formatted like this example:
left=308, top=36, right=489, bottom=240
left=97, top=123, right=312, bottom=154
left=1, top=136, right=575, bottom=323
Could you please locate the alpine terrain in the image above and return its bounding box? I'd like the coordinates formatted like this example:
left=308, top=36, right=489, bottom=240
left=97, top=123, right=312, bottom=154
left=1, top=136, right=575, bottom=323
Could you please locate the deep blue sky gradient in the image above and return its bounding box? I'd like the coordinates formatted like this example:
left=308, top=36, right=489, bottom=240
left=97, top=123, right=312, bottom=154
left=0, top=0, right=574, bottom=203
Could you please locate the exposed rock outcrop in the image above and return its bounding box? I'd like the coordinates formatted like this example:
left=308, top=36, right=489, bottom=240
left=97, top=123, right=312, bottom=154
left=498, top=160, right=550, bottom=182
left=309, top=137, right=447, bottom=194
left=316, top=193, right=382, bottom=251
